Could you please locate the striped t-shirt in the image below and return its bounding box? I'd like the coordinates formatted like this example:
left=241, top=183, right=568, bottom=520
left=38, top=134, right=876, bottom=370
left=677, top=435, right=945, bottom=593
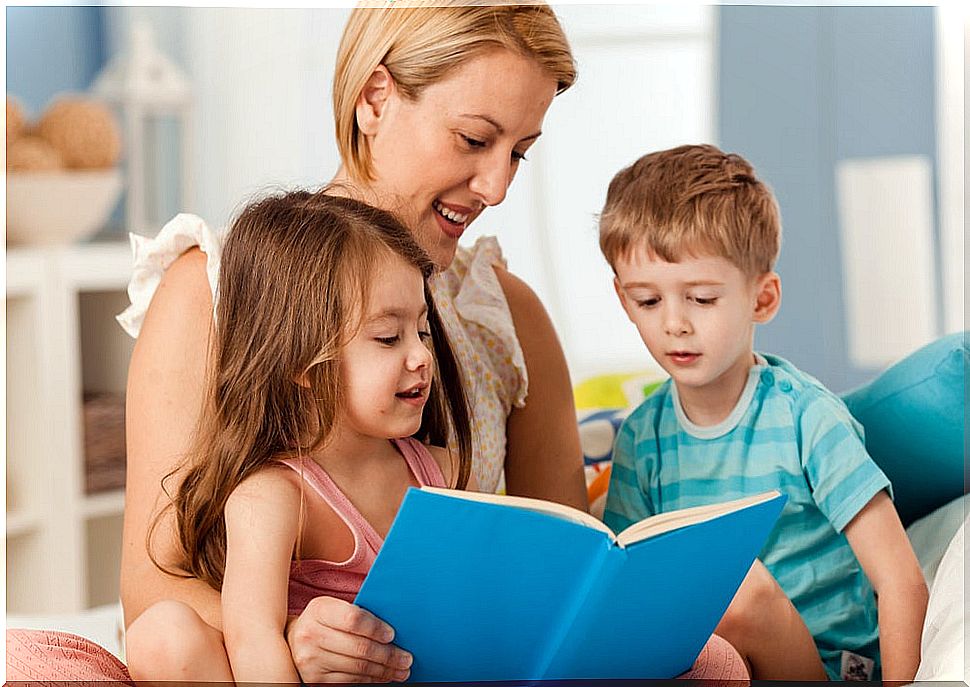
left=604, top=354, right=891, bottom=680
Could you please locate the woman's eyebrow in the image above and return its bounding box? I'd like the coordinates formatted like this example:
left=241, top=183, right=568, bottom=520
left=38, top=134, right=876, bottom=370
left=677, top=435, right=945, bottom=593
left=458, top=113, right=541, bottom=141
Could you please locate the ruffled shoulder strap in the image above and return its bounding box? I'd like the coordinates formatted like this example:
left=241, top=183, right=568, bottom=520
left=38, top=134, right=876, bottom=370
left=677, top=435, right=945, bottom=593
left=116, top=213, right=226, bottom=338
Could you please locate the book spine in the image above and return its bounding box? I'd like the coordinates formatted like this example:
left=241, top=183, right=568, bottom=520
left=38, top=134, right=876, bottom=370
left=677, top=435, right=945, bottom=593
left=532, top=540, right=613, bottom=679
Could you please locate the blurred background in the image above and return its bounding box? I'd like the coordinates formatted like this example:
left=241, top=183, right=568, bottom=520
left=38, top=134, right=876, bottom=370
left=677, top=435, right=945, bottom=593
left=5, top=3, right=966, bottom=628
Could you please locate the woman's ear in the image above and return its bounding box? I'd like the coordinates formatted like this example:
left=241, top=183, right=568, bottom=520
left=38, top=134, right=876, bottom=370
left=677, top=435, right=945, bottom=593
left=356, top=64, right=395, bottom=136
left=752, top=271, right=782, bottom=324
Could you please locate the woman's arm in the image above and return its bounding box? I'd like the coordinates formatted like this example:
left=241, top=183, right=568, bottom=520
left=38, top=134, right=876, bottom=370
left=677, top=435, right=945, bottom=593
left=844, top=490, right=928, bottom=681
left=493, top=266, right=588, bottom=511
left=122, top=248, right=221, bottom=628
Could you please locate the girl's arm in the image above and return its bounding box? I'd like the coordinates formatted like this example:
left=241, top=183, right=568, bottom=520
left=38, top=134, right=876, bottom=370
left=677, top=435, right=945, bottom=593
left=844, top=490, right=928, bottom=681
left=222, top=470, right=302, bottom=683
left=494, top=266, right=588, bottom=511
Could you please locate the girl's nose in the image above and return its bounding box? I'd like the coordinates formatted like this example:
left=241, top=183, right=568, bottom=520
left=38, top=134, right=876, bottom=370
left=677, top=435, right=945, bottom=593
left=406, top=336, right=434, bottom=372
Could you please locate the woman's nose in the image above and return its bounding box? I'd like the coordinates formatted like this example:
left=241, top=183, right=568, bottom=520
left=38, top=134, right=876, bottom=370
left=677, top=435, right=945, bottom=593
left=468, top=150, right=511, bottom=207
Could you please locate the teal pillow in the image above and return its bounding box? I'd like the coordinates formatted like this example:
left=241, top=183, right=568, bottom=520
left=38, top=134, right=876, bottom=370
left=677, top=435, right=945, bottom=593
left=841, top=333, right=968, bottom=526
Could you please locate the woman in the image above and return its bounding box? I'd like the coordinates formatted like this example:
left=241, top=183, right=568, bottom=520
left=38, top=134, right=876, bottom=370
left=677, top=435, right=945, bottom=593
left=120, top=5, right=589, bottom=682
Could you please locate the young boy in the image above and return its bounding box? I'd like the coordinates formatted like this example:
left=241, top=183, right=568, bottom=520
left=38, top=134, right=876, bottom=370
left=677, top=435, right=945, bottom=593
left=599, top=144, right=927, bottom=681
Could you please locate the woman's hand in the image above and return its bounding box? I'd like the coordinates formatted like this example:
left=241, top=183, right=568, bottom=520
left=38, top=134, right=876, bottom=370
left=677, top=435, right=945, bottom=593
left=286, top=596, right=413, bottom=683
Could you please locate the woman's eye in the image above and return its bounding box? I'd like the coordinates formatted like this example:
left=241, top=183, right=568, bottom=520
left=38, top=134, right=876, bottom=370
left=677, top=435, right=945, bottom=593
left=511, top=150, right=529, bottom=163
left=461, top=134, right=486, bottom=149
left=375, top=336, right=399, bottom=346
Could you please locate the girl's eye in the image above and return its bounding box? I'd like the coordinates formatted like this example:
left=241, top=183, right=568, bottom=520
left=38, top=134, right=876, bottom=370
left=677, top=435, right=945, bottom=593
left=375, top=336, right=399, bottom=346
left=636, top=298, right=660, bottom=309
left=418, top=330, right=432, bottom=342
left=692, top=296, right=719, bottom=306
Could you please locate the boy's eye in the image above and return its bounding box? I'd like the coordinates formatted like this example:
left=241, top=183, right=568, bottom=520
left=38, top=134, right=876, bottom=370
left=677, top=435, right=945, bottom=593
left=375, top=336, right=399, bottom=346
left=692, top=296, right=719, bottom=306
left=636, top=297, right=660, bottom=308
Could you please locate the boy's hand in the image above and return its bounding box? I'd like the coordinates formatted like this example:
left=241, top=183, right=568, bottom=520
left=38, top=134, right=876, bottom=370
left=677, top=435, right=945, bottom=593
left=286, top=596, right=413, bottom=683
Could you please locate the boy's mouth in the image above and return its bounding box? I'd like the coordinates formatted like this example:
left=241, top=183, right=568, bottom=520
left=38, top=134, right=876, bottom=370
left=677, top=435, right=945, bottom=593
left=668, top=351, right=701, bottom=365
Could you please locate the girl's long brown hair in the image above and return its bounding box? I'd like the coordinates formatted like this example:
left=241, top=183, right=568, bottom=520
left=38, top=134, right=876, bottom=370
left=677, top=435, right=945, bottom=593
left=150, top=191, right=471, bottom=590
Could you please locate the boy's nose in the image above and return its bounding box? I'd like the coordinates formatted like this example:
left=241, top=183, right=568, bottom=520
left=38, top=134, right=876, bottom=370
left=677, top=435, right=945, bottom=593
left=664, top=309, right=692, bottom=336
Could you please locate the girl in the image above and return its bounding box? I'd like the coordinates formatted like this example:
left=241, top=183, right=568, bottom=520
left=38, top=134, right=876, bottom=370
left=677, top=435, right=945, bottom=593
left=136, top=191, right=472, bottom=683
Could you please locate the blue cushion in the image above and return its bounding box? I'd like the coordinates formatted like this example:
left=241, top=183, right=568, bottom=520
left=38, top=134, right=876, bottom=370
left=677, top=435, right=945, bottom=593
left=841, top=333, right=968, bottom=526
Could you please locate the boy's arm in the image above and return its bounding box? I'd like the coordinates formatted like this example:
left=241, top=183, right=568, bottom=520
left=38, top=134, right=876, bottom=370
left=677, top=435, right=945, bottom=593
left=223, top=469, right=303, bottom=683
left=844, top=490, right=928, bottom=682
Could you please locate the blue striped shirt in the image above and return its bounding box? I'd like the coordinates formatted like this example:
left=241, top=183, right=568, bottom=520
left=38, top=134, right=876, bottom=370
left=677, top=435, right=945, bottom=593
left=604, top=354, right=891, bottom=680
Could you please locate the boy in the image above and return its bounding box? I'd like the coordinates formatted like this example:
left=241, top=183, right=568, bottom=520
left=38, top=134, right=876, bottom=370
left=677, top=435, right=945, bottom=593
left=599, top=144, right=927, bottom=681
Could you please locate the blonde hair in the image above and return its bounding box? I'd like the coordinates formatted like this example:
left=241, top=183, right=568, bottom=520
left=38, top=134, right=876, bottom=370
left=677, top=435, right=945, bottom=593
left=150, top=191, right=472, bottom=590
left=333, top=1, right=577, bottom=181
left=599, top=144, right=782, bottom=277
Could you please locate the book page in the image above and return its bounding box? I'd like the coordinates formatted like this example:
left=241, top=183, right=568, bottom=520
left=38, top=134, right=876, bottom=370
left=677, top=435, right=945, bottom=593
left=616, top=490, right=781, bottom=548
left=421, top=486, right=616, bottom=540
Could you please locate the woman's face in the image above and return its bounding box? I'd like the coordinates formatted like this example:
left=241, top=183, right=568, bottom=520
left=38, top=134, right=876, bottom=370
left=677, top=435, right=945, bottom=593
left=359, top=49, right=559, bottom=267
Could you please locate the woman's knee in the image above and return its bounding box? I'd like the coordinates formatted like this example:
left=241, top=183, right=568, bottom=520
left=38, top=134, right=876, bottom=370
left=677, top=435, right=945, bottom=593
left=125, top=600, right=223, bottom=679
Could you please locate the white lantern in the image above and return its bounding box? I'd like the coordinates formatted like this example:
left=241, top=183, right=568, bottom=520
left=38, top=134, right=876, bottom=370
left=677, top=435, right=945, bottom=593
left=93, top=21, right=193, bottom=235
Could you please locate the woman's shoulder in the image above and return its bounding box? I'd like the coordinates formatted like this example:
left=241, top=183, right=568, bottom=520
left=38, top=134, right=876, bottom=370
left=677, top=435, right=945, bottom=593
left=117, top=213, right=226, bottom=339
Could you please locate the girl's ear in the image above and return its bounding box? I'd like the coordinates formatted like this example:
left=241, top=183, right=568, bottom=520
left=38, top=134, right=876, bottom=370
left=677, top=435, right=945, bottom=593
left=752, top=271, right=782, bottom=324
left=356, top=64, right=395, bottom=136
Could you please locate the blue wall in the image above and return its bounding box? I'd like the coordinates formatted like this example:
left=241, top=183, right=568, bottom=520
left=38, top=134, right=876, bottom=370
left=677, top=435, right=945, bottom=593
left=718, top=6, right=938, bottom=392
left=6, top=6, right=106, bottom=116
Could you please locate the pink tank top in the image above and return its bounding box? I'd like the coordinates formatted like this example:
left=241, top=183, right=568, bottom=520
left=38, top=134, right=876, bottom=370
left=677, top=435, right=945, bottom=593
left=278, top=437, right=447, bottom=615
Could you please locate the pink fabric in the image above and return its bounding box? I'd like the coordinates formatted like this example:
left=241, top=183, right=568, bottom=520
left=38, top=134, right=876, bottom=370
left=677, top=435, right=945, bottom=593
left=280, top=437, right=447, bottom=615
left=679, top=633, right=751, bottom=683
left=5, top=628, right=132, bottom=683
left=5, top=628, right=747, bottom=682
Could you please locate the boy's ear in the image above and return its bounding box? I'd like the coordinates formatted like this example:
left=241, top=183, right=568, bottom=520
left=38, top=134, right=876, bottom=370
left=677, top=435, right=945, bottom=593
left=752, top=271, right=782, bottom=324
left=356, top=64, right=395, bottom=136
left=613, top=276, right=635, bottom=322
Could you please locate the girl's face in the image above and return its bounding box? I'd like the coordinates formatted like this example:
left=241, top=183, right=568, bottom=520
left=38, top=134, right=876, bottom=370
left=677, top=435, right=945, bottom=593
left=357, top=49, right=558, bottom=268
left=338, top=253, right=434, bottom=443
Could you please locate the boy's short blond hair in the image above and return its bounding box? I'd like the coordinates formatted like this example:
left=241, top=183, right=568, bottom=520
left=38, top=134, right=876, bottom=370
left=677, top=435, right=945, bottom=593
left=599, top=144, right=781, bottom=277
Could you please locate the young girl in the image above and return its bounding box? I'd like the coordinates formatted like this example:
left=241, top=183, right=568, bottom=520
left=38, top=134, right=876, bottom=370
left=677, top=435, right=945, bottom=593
left=133, top=191, right=473, bottom=683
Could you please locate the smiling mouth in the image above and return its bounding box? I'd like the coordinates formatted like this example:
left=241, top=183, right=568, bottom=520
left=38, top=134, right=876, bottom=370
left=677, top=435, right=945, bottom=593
left=396, top=384, right=428, bottom=400
left=433, top=200, right=470, bottom=225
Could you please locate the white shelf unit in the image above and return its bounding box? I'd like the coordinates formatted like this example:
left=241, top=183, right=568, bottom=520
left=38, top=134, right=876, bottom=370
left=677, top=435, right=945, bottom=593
left=6, top=241, right=134, bottom=614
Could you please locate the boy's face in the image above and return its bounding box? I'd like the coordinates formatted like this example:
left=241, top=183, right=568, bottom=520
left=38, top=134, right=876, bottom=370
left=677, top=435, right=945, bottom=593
left=613, top=249, right=780, bottom=400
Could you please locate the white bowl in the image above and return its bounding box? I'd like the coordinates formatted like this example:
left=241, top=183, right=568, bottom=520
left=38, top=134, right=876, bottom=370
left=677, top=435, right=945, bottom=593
left=6, top=169, right=124, bottom=246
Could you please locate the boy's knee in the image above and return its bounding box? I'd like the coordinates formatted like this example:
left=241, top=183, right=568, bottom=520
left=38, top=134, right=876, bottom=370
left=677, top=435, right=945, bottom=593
left=126, top=600, right=221, bottom=679
left=719, top=562, right=789, bottom=637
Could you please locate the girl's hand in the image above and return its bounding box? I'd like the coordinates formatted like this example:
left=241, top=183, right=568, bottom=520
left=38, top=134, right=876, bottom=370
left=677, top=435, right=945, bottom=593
left=286, top=596, right=413, bottom=683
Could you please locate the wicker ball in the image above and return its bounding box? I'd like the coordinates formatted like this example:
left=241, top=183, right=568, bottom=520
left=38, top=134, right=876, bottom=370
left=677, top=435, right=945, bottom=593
left=7, top=136, right=64, bottom=172
left=6, top=96, right=26, bottom=143
left=37, top=97, right=121, bottom=169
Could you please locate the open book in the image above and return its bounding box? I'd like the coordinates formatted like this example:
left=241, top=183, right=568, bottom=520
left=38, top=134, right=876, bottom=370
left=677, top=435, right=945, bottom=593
left=355, top=486, right=786, bottom=681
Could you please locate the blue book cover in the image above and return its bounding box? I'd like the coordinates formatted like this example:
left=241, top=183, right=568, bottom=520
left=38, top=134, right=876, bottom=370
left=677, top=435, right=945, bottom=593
left=355, top=487, right=787, bottom=682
